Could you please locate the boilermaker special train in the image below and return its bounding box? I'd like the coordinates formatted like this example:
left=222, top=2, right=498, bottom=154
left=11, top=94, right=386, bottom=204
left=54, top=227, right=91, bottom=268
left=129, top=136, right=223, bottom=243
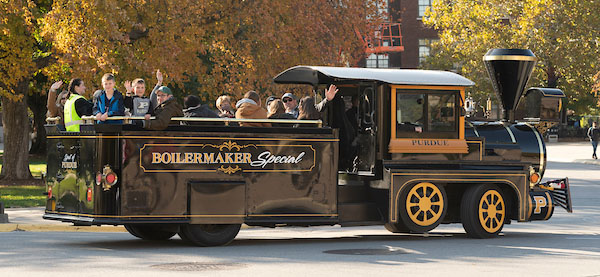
left=44, top=49, right=572, bottom=246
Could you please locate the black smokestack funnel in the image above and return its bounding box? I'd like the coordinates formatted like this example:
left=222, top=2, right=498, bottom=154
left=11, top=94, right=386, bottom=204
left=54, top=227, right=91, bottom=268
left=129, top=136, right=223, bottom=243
left=483, top=49, right=537, bottom=121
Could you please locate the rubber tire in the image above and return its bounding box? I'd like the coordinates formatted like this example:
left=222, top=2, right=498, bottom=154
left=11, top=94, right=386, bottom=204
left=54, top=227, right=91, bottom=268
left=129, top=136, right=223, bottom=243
left=124, top=224, right=177, bottom=241
left=460, top=184, right=506, bottom=239
left=384, top=222, right=410, bottom=233
left=398, top=182, right=448, bottom=233
left=178, top=224, right=241, bottom=247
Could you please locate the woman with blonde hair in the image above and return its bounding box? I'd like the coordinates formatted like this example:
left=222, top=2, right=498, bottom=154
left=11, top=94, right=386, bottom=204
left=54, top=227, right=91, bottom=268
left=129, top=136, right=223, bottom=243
left=216, top=95, right=235, bottom=118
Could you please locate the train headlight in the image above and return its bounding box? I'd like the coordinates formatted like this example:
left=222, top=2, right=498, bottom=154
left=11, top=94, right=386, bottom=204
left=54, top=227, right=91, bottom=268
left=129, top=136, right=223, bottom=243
left=530, top=172, right=541, bottom=184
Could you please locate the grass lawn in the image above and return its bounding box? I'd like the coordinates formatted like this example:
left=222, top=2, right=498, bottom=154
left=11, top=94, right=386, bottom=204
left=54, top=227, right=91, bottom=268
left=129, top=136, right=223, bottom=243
left=0, top=152, right=47, bottom=179
left=0, top=150, right=47, bottom=207
left=0, top=185, right=46, bottom=207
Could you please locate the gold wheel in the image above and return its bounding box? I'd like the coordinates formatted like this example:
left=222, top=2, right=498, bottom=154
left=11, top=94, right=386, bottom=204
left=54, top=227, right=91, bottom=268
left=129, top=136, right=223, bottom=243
left=405, top=182, right=445, bottom=226
left=478, top=190, right=505, bottom=233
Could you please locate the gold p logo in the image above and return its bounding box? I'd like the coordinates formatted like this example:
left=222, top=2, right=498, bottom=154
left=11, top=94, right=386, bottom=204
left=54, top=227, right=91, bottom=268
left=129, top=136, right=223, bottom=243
left=533, top=196, right=547, bottom=214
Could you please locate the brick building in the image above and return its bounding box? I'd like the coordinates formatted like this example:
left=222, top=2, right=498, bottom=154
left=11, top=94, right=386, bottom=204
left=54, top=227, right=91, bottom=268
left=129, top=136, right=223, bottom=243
left=362, top=0, right=439, bottom=69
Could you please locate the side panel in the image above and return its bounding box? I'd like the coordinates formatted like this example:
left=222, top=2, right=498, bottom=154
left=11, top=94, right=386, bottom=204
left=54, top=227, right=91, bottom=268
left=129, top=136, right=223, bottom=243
left=388, top=169, right=529, bottom=222
left=118, top=130, right=339, bottom=224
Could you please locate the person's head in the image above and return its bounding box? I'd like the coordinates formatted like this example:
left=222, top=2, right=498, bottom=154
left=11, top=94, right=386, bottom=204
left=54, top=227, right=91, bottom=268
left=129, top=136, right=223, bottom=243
left=268, top=99, right=285, bottom=117
left=282, top=92, right=297, bottom=112
left=101, top=73, right=116, bottom=92
left=298, top=96, right=320, bottom=120
left=184, top=95, right=201, bottom=109
left=216, top=95, right=233, bottom=113
left=56, top=91, right=69, bottom=107
left=132, top=78, right=145, bottom=97
left=594, top=121, right=598, bottom=128
left=244, top=90, right=261, bottom=106
left=68, top=78, right=85, bottom=95
left=156, top=86, right=173, bottom=104
left=265, top=96, right=277, bottom=108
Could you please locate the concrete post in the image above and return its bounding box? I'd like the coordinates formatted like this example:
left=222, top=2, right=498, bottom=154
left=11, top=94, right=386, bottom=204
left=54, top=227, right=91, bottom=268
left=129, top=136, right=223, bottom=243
left=0, top=201, right=9, bottom=223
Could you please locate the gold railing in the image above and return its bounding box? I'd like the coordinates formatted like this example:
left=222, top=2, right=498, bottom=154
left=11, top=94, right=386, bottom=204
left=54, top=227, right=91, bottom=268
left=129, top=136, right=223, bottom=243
left=47, top=116, right=322, bottom=127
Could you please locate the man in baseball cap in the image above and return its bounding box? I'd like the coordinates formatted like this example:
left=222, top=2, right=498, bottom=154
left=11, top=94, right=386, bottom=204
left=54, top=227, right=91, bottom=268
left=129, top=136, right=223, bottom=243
left=142, top=85, right=183, bottom=130
left=281, top=92, right=299, bottom=118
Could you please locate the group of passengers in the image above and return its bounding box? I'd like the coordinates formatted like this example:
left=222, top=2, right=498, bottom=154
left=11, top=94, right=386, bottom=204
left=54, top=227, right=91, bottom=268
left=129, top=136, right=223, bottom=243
left=47, top=70, right=340, bottom=131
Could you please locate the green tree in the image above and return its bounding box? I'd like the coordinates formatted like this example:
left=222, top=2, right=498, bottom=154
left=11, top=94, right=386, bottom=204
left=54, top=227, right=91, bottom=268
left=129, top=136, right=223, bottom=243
left=422, top=0, right=600, bottom=114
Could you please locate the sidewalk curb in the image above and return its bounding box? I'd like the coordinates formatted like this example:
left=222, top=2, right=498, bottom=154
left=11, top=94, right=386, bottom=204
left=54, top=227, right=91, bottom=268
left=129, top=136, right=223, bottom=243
left=572, top=159, right=600, bottom=166
left=0, top=224, right=126, bottom=233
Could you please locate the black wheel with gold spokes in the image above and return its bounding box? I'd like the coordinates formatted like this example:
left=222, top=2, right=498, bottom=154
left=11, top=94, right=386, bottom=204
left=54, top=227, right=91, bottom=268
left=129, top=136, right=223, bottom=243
left=461, top=184, right=507, bottom=238
left=398, top=182, right=448, bottom=233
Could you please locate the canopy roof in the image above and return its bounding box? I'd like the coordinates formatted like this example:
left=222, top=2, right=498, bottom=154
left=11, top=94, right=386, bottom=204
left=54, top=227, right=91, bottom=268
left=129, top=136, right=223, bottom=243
left=525, top=87, right=565, bottom=98
left=273, top=66, right=475, bottom=87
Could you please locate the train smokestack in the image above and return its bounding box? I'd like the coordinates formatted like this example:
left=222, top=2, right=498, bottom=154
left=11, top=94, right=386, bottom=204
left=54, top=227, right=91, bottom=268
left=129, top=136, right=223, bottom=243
left=483, top=49, right=537, bottom=121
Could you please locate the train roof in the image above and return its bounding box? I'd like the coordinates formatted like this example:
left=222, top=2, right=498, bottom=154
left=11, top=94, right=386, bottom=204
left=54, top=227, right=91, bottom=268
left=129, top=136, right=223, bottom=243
left=273, top=66, right=475, bottom=87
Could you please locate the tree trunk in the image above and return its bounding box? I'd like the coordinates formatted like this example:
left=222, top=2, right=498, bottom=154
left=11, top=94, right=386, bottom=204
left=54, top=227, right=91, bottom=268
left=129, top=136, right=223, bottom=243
left=1, top=93, right=33, bottom=181
left=28, top=92, right=48, bottom=155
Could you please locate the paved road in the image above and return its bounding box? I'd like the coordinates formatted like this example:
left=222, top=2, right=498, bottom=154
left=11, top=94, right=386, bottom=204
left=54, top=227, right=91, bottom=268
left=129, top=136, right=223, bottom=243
left=0, top=144, right=599, bottom=276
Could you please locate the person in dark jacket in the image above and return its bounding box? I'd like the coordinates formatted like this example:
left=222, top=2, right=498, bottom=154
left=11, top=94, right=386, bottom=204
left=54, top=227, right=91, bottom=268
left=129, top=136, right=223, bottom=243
left=183, top=95, right=220, bottom=118
left=588, top=121, right=600, bottom=159
left=267, top=99, right=295, bottom=127
left=93, top=73, right=125, bottom=124
left=315, top=85, right=356, bottom=171
left=143, top=86, right=184, bottom=130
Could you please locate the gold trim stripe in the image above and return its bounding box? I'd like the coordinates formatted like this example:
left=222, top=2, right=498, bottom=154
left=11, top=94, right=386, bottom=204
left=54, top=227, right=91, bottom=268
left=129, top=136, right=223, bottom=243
left=48, top=135, right=339, bottom=142
left=483, top=55, right=537, bottom=61
left=544, top=191, right=553, bottom=220
left=46, top=211, right=338, bottom=218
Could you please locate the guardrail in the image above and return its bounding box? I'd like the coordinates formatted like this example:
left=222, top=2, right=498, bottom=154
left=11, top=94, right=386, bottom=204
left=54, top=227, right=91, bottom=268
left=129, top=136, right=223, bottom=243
left=46, top=116, right=322, bottom=127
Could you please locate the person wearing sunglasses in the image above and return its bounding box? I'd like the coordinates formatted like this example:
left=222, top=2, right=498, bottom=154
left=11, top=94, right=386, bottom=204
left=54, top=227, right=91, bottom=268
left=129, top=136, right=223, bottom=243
left=282, top=92, right=299, bottom=118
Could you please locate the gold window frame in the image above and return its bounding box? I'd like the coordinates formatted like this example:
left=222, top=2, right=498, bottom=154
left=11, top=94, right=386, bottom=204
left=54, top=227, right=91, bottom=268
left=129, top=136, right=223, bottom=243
left=390, top=85, right=467, bottom=154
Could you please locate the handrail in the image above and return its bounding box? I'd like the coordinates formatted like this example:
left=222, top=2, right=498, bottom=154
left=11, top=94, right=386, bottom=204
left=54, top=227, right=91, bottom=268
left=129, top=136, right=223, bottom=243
left=49, top=116, right=325, bottom=127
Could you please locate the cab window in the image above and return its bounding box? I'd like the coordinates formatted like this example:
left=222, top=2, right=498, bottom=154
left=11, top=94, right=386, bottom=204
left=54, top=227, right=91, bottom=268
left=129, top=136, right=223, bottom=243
left=396, top=89, right=458, bottom=139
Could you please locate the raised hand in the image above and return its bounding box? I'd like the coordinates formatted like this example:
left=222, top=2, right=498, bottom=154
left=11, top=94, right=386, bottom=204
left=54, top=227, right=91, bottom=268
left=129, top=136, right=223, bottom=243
left=156, top=69, right=163, bottom=85
left=50, top=81, right=63, bottom=92
left=124, top=80, right=132, bottom=93
left=325, top=84, right=339, bottom=101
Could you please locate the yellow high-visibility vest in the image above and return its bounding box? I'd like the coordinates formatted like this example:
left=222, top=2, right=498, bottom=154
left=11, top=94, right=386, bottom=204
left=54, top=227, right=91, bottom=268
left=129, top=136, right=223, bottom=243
left=64, top=94, right=85, bottom=132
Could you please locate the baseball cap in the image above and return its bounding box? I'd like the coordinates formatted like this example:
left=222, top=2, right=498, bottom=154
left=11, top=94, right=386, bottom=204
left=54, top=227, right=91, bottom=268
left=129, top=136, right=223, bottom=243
left=158, top=86, right=172, bottom=95
left=266, top=96, right=277, bottom=106
left=282, top=92, right=296, bottom=100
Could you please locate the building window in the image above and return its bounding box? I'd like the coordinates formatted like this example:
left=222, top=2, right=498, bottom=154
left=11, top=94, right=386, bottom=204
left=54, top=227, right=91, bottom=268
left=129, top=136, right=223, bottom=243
left=366, top=53, right=389, bottom=68
left=419, top=38, right=437, bottom=65
left=418, top=0, right=432, bottom=18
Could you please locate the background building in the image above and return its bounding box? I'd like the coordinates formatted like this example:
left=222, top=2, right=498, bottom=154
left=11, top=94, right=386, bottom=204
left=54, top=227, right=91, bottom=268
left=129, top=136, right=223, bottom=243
left=360, top=0, right=438, bottom=69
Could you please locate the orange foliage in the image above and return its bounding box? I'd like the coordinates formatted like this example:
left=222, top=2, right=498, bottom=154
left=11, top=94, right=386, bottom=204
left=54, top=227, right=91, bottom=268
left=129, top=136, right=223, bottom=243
left=0, top=0, right=36, bottom=101
left=41, top=0, right=385, bottom=100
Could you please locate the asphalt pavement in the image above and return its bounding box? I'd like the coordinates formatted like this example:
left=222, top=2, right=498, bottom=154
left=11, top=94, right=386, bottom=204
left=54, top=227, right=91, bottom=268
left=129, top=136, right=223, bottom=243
left=0, top=141, right=598, bottom=232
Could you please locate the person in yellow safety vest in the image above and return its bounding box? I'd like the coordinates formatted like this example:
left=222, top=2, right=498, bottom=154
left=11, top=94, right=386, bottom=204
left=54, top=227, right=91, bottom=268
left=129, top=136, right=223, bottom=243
left=63, top=78, right=93, bottom=132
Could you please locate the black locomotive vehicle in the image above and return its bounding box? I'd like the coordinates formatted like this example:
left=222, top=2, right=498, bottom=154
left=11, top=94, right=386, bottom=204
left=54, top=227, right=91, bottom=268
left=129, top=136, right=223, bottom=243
left=44, top=49, right=572, bottom=246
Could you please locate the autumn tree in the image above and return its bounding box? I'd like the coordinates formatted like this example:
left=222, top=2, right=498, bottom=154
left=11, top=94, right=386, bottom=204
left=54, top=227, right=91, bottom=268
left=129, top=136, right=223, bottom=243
left=0, top=0, right=55, bottom=180
left=42, top=0, right=385, bottom=102
left=422, top=0, right=600, bottom=114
